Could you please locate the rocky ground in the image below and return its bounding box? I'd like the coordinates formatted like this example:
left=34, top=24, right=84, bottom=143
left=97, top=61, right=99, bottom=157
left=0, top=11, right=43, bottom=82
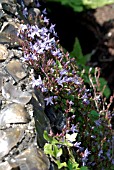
left=0, top=1, right=51, bottom=169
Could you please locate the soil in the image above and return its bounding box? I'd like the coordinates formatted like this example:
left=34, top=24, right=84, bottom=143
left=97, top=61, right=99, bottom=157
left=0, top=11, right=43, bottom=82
left=43, top=2, right=114, bottom=107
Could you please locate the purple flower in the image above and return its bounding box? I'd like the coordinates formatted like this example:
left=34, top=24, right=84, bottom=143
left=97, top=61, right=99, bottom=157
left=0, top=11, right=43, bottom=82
left=20, top=24, right=27, bottom=32
left=42, top=8, right=47, bottom=15
left=56, top=76, right=69, bottom=86
left=71, top=115, right=76, bottom=119
left=28, top=25, right=40, bottom=38
left=23, top=8, right=28, bottom=18
left=43, top=17, right=49, bottom=24
left=59, top=69, right=67, bottom=76
left=53, top=31, right=58, bottom=37
left=82, top=148, right=91, bottom=166
left=83, top=148, right=91, bottom=158
left=106, top=149, right=111, bottom=158
left=73, top=77, right=81, bottom=85
left=41, top=27, right=48, bottom=35
left=83, top=98, right=90, bottom=105
left=98, top=149, right=103, bottom=157
left=41, top=87, right=48, bottom=93
left=112, top=159, right=114, bottom=164
left=56, top=77, right=64, bottom=87
left=21, top=53, right=32, bottom=61
left=32, top=75, right=43, bottom=88
left=51, top=48, right=62, bottom=57
left=35, top=1, right=41, bottom=7
left=74, top=142, right=81, bottom=148
left=70, top=124, right=78, bottom=133
left=94, top=119, right=101, bottom=126
left=49, top=24, right=56, bottom=33
left=81, top=93, right=88, bottom=100
left=44, top=96, right=57, bottom=106
left=69, top=101, right=74, bottom=105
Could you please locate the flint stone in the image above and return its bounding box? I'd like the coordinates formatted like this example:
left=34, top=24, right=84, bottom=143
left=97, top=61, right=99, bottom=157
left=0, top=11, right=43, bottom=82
left=30, top=89, right=51, bottom=148
left=0, top=32, right=13, bottom=44
left=0, top=161, right=12, bottom=170
left=0, top=76, right=3, bottom=91
left=14, top=145, right=50, bottom=170
left=5, top=59, right=27, bottom=82
left=2, top=2, right=17, bottom=15
left=0, top=22, right=18, bottom=35
left=2, top=82, right=32, bottom=104
left=0, top=44, right=8, bottom=61
left=0, top=9, right=5, bottom=19
left=0, top=103, right=30, bottom=128
left=0, top=72, right=9, bottom=91
left=0, top=127, right=25, bottom=159
left=0, top=32, right=23, bottom=47
left=45, top=106, right=66, bottom=132
left=0, top=21, right=22, bottom=47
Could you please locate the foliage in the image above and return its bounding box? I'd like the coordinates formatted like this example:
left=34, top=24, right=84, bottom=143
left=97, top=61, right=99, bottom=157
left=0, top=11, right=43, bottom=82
left=16, top=0, right=114, bottom=169
left=45, top=0, right=114, bottom=12
left=70, top=37, right=111, bottom=99
left=43, top=130, right=83, bottom=169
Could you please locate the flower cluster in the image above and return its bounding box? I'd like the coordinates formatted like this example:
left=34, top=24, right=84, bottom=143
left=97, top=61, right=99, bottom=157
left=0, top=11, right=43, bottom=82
left=17, top=1, right=113, bottom=169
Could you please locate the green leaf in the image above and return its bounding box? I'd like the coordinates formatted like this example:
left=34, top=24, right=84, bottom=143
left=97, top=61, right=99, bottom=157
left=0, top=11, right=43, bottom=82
left=80, top=166, right=88, bottom=170
left=53, top=145, right=63, bottom=158
left=46, top=0, right=114, bottom=12
left=83, top=0, right=114, bottom=9
left=99, top=78, right=111, bottom=98
left=68, top=158, right=80, bottom=170
left=43, top=130, right=53, bottom=142
left=56, top=60, right=62, bottom=70
left=70, top=37, right=87, bottom=65
left=44, top=143, right=55, bottom=157
left=43, top=130, right=59, bottom=144
left=55, top=160, right=67, bottom=169
left=89, top=110, right=99, bottom=120
left=44, top=143, right=63, bottom=158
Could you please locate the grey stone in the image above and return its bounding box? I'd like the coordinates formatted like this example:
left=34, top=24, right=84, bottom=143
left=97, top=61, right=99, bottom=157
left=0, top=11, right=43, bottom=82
left=0, top=161, right=12, bottom=170
left=2, top=82, right=32, bottom=104
left=0, top=127, right=25, bottom=159
left=0, top=1, right=51, bottom=169
left=14, top=145, right=50, bottom=170
left=2, top=2, right=17, bottom=15
left=5, top=59, right=27, bottom=82
left=0, top=103, right=30, bottom=128
left=0, top=44, right=8, bottom=61
left=30, top=90, right=51, bottom=148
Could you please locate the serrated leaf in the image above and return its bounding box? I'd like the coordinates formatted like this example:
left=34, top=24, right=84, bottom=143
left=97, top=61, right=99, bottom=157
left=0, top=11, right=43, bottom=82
left=53, top=145, right=63, bottom=158
left=70, top=37, right=86, bottom=65
left=55, top=160, right=67, bottom=169
left=44, top=143, right=54, bottom=156
left=43, top=130, right=59, bottom=144
left=68, top=159, right=80, bottom=170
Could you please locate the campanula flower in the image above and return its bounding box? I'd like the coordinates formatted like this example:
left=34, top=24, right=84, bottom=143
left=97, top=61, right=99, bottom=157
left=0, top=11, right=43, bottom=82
left=32, top=75, right=42, bottom=88
left=44, top=96, right=57, bottom=106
